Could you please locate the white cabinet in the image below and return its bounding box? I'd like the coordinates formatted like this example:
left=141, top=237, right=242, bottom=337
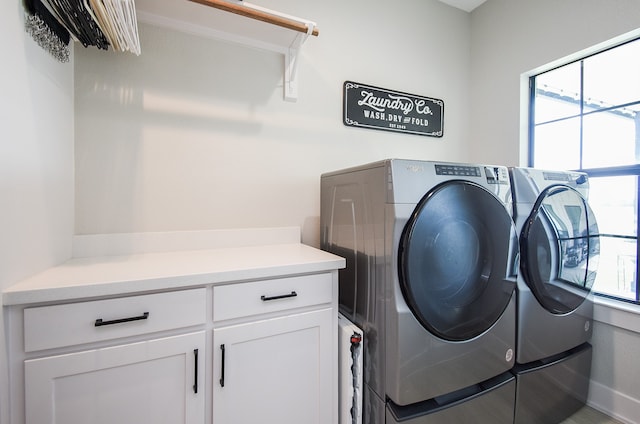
left=18, top=288, right=207, bottom=424
left=212, top=274, right=337, bottom=424
left=23, top=289, right=207, bottom=352
left=25, top=331, right=206, bottom=424
left=6, top=254, right=340, bottom=424
left=213, top=309, right=333, bottom=424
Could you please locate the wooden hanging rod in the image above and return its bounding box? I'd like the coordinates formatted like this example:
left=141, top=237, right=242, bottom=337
left=188, top=0, right=319, bottom=36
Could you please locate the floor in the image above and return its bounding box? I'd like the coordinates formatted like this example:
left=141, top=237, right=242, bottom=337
left=561, top=406, right=625, bottom=424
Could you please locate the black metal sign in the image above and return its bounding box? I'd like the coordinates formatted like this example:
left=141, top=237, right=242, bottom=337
left=343, top=81, right=444, bottom=137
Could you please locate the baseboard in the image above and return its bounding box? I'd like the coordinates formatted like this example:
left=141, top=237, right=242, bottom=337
left=588, top=380, right=640, bottom=424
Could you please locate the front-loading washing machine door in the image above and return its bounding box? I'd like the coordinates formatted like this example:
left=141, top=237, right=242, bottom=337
left=520, top=185, right=600, bottom=314
left=398, top=180, right=519, bottom=342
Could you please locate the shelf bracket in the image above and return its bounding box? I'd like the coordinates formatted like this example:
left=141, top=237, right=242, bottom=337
left=284, top=22, right=315, bottom=102
left=187, top=0, right=318, bottom=102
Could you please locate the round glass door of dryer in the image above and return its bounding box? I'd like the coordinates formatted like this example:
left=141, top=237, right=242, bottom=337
left=398, top=180, right=518, bottom=342
left=520, top=185, right=600, bottom=314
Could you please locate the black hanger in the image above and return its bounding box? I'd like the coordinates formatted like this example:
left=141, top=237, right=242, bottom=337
left=24, top=0, right=71, bottom=61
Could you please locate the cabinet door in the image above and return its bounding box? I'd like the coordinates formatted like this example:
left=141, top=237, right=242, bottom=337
left=213, top=308, right=334, bottom=424
left=25, top=331, right=205, bottom=424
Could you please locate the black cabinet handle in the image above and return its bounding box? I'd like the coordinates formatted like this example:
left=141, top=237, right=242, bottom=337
left=94, top=312, right=149, bottom=327
left=220, top=344, right=226, bottom=387
left=260, top=291, right=297, bottom=302
left=193, top=349, right=199, bottom=394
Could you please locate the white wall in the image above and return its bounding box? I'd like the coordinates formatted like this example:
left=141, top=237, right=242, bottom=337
left=470, top=1, right=640, bottom=422
left=73, top=0, right=472, bottom=247
left=0, top=1, right=74, bottom=421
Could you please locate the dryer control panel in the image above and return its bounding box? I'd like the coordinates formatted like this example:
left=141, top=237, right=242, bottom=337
left=484, top=166, right=509, bottom=184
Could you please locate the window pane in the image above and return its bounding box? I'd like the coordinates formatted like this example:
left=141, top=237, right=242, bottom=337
left=534, top=95, right=582, bottom=125
left=584, top=39, right=640, bottom=108
left=593, top=236, right=637, bottom=301
left=534, top=62, right=582, bottom=123
left=588, top=176, right=637, bottom=237
left=589, top=176, right=637, bottom=301
left=582, top=108, right=639, bottom=168
left=533, top=118, right=581, bottom=169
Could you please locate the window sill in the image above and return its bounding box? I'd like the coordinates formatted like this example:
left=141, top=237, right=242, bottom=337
left=593, top=295, right=640, bottom=334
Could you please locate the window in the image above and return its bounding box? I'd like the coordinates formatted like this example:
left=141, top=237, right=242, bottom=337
left=530, top=37, right=640, bottom=303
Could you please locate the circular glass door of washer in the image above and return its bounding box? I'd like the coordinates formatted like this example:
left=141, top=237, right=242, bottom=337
left=520, top=185, right=600, bottom=314
left=399, top=180, right=518, bottom=341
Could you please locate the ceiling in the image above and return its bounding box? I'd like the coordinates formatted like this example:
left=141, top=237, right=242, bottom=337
left=438, top=0, right=487, bottom=12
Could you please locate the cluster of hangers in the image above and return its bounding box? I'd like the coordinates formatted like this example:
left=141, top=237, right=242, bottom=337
left=33, top=0, right=141, bottom=55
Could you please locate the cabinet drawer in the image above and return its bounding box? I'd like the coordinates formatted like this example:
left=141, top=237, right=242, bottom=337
left=213, top=274, right=333, bottom=322
left=24, top=288, right=206, bottom=352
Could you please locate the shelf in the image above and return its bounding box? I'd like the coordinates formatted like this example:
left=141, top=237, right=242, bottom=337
left=189, top=0, right=318, bottom=36
left=135, top=0, right=319, bottom=101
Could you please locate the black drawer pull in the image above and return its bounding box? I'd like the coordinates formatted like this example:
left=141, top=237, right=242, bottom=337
left=94, top=312, right=149, bottom=327
left=193, top=349, right=199, bottom=394
left=261, top=291, right=297, bottom=302
left=220, top=344, right=226, bottom=387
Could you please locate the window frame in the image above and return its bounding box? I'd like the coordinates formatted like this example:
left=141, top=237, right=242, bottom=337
left=528, top=38, right=640, bottom=305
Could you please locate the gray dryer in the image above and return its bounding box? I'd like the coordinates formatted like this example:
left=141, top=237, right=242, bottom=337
left=510, top=167, right=600, bottom=424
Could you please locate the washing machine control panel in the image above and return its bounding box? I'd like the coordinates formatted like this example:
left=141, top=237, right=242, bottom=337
left=434, top=164, right=509, bottom=184
left=435, top=164, right=482, bottom=177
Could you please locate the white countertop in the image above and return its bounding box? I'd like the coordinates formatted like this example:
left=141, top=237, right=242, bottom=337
left=3, top=239, right=345, bottom=306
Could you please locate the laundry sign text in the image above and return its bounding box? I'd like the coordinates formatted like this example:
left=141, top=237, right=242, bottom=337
left=343, top=81, right=444, bottom=137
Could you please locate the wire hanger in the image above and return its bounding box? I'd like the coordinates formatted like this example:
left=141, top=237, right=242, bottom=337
left=24, top=0, right=71, bottom=62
